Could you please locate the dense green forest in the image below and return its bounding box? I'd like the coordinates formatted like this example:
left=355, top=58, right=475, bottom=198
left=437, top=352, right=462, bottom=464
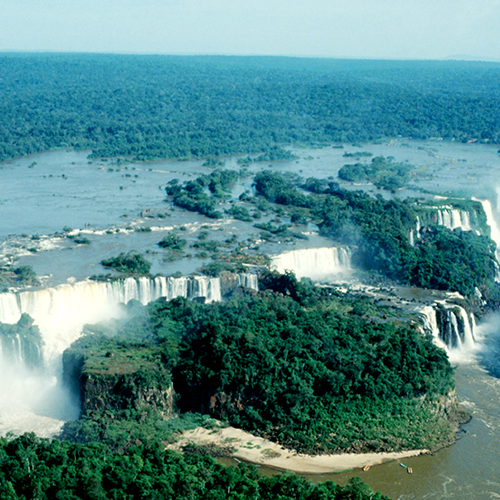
left=163, top=167, right=498, bottom=299
left=0, top=434, right=389, bottom=500
left=338, top=156, right=416, bottom=191
left=161, top=166, right=500, bottom=299
left=1, top=53, right=500, bottom=161
left=252, top=170, right=498, bottom=298
left=62, top=276, right=460, bottom=457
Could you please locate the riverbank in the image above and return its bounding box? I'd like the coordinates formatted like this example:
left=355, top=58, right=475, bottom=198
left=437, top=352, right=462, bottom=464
left=169, top=425, right=429, bottom=474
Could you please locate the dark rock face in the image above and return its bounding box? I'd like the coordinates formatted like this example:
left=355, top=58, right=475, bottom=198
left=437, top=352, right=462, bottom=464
left=62, top=346, right=174, bottom=418
left=80, top=372, right=174, bottom=417
left=0, top=313, right=44, bottom=370
left=434, top=304, right=474, bottom=349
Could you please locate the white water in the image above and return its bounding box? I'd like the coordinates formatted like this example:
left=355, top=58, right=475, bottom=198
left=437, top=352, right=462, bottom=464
left=237, top=273, right=259, bottom=290
left=473, top=198, right=500, bottom=281
left=271, top=247, right=351, bottom=281
left=409, top=216, right=421, bottom=246
left=0, top=274, right=257, bottom=436
left=420, top=305, right=447, bottom=350
left=419, top=303, right=476, bottom=361
left=436, top=209, right=472, bottom=231
left=409, top=208, right=470, bottom=246
left=475, top=199, right=500, bottom=246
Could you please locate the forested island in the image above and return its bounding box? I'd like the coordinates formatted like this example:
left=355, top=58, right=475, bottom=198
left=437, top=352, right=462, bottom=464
left=1, top=53, right=500, bottom=499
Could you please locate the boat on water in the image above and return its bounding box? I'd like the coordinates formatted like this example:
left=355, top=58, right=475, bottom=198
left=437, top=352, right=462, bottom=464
left=400, top=463, right=413, bottom=474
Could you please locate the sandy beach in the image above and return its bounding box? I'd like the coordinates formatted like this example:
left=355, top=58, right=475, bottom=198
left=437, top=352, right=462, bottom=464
left=169, top=425, right=429, bottom=474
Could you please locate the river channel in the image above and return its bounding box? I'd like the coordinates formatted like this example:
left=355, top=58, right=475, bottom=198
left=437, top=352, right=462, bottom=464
left=2, top=139, right=500, bottom=499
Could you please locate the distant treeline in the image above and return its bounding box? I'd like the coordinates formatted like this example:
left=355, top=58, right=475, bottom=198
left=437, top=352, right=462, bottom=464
left=1, top=53, right=500, bottom=161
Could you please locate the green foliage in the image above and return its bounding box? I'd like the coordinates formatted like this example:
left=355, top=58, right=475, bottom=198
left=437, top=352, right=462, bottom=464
left=173, top=192, right=223, bottom=219
left=338, top=156, right=414, bottom=191
left=0, top=434, right=387, bottom=500
left=192, top=240, right=221, bottom=254
left=411, top=226, right=497, bottom=295
left=228, top=205, right=253, bottom=222
left=68, top=234, right=91, bottom=244
left=237, top=146, right=297, bottom=164
left=158, top=232, right=187, bottom=251
left=100, top=251, right=151, bottom=275
left=12, top=266, right=39, bottom=286
left=207, top=169, right=239, bottom=197
left=2, top=54, right=500, bottom=162
left=165, top=170, right=240, bottom=219
left=202, top=157, right=225, bottom=167
left=167, top=287, right=454, bottom=453
left=343, top=151, right=373, bottom=158
left=290, top=208, right=310, bottom=225
left=196, top=261, right=244, bottom=277
left=64, top=280, right=455, bottom=455
left=253, top=170, right=498, bottom=297
left=254, top=221, right=308, bottom=241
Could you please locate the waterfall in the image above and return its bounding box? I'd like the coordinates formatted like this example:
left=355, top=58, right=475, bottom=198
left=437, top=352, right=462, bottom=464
left=474, top=198, right=500, bottom=271
left=237, top=273, right=259, bottom=291
left=436, top=209, right=471, bottom=231
left=419, top=303, right=475, bottom=354
left=473, top=198, right=500, bottom=281
left=410, top=216, right=421, bottom=246
left=0, top=274, right=244, bottom=437
left=478, top=198, right=500, bottom=246
left=15, top=335, right=23, bottom=364
left=0, top=292, right=21, bottom=325
left=419, top=305, right=447, bottom=351
left=270, top=247, right=351, bottom=281
left=0, top=275, right=229, bottom=365
left=460, top=211, right=472, bottom=231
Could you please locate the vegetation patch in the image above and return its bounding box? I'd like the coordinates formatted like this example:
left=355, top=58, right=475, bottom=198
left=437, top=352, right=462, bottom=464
left=338, top=155, right=415, bottom=191
left=0, top=265, right=39, bottom=288
left=0, top=434, right=388, bottom=499
left=101, top=251, right=152, bottom=275
left=253, top=170, right=498, bottom=299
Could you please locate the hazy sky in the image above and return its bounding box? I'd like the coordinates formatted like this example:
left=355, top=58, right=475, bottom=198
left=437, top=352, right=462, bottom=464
left=1, top=0, right=499, bottom=60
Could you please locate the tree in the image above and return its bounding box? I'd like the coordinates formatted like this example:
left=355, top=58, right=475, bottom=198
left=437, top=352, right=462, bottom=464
left=101, top=251, right=151, bottom=274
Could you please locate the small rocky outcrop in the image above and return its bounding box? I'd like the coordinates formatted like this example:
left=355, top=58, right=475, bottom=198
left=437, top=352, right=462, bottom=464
left=63, top=345, right=174, bottom=418
left=0, top=313, right=44, bottom=370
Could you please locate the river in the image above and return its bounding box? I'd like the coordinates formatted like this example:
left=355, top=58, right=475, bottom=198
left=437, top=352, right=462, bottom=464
left=2, top=140, right=500, bottom=498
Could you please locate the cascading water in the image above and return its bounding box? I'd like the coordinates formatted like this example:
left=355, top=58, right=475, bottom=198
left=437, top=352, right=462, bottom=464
left=419, top=303, right=476, bottom=359
left=0, top=273, right=256, bottom=437
left=473, top=198, right=500, bottom=281
left=237, top=273, right=259, bottom=290
left=410, top=216, right=421, bottom=246
left=270, top=247, right=351, bottom=281
left=436, top=209, right=472, bottom=231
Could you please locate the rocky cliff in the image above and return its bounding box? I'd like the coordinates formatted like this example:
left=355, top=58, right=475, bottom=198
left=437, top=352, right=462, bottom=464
left=63, top=345, right=174, bottom=418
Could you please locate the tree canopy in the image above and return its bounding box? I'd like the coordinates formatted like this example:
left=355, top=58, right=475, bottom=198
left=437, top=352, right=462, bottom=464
left=1, top=54, right=500, bottom=161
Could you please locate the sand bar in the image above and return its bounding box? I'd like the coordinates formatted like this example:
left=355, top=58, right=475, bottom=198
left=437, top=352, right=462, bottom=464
left=169, top=425, right=429, bottom=474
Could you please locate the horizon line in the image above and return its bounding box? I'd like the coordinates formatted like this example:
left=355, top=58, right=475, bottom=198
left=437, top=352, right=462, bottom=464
left=1, top=49, right=499, bottom=64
